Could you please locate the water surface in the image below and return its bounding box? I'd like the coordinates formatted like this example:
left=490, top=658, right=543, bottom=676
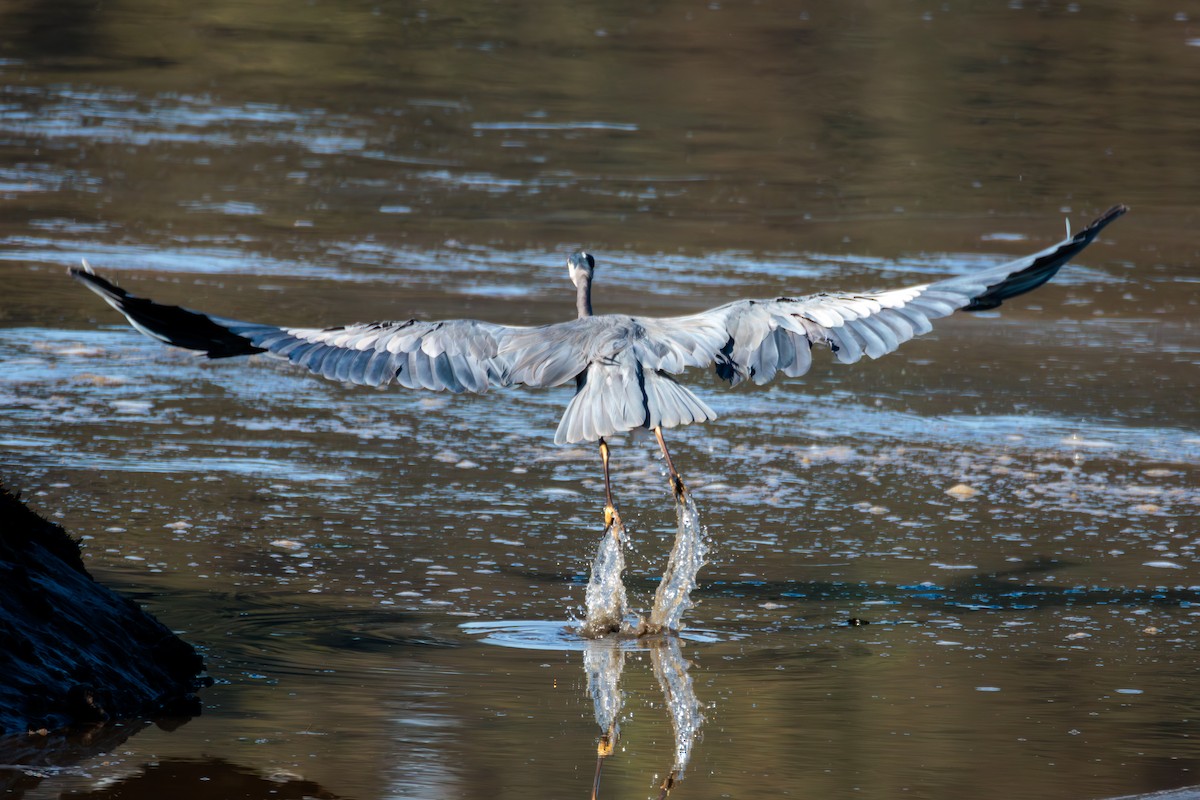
left=2, top=2, right=1198, bottom=799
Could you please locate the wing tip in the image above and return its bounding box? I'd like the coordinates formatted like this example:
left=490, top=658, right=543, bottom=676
left=67, top=258, right=98, bottom=281
left=68, top=261, right=127, bottom=302
left=1080, top=204, right=1128, bottom=239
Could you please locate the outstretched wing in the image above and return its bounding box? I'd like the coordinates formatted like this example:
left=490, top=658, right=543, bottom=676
left=634, top=205, right=1127, bottom=386
left=70, top=204, right=1125, bottom=420
left=233, top=318, right=517, bottom=393
left=68, top=266, right=596, bottom=394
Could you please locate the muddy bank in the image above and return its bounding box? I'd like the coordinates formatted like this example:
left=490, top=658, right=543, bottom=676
left=0, top=482, right=206, bottom=737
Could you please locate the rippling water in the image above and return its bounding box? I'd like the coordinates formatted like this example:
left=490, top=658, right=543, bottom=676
left=2, top=1, right=1198, bottom=798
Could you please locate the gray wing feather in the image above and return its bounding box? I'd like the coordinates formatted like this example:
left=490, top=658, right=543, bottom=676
left=67, top=264, right=634, bottom=398
left=363, top=350, right=394, bottom=386
left=70, top=205, right=1124, bottom=444
left=244, top=316, right=663, bottom=395
left=227, top=318, right=548, bottom=393
left=632, top=205, right=1126, bottom=386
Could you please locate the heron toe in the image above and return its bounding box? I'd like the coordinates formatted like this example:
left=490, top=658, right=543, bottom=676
left=603, top=504, right=623, bottom=536
left=670, top=475, right=687, bottom=501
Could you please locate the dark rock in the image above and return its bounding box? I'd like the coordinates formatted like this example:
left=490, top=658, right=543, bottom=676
left=0, top=481, right=207, bottom=739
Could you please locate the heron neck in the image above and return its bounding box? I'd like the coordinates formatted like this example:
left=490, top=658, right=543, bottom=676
left=576, top=275, right=593, bottom=318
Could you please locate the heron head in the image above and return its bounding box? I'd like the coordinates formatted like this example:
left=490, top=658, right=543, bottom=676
left=567, top=250, right=595, bottom=288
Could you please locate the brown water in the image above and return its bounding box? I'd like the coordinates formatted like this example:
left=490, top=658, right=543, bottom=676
left=2, top=1, right=1199, bottom=798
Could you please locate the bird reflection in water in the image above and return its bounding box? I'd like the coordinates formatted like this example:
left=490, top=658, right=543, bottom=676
left=584, top=637, right=624, bottom=796
left=585, top=635, right=702, bottom=800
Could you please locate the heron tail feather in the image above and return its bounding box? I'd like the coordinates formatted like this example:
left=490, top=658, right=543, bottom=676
left=554, top=363, right=716, bottom=445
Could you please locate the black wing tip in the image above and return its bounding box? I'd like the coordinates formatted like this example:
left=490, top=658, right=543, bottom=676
left=1080, top=204, right=1128, bottom=239
left=962, top=205, right=1127, bottom=313
left=68, top=262, right=126, bottom=298
left=67, top=259, right=98, bottom=280
left=68, top=262, right=266, bottom=359
left=67, top=263, right=95, bottom=282
left=69, top=266, right=132, bottom=309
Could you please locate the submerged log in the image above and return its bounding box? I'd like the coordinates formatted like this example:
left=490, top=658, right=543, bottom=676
left=0, top=481, right=207, bottom=737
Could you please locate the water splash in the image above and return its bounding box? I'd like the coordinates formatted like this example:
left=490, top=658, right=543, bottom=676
left=580, top=522, right=629, bottom=638
left=649, top=636, right=704, bottom=792
left=645, top=494, right=708, bottom=634
left=580, top=490, right=708, bottom=639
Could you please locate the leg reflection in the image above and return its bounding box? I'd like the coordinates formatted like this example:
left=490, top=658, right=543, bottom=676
left=648, top=636, right=703, bottom=796
left=584, top=638, right=626, bottom=800
left=584, top=635, right=704, bottom=799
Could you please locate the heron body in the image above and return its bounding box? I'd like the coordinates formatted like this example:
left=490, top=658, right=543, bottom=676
left=70, top=205, right=1127, bottom=540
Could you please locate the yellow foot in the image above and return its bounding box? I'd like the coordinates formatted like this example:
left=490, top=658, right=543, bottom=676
left=634, top=620, right=674, bottom=638
left=603, top=504, right=623, bottom=534
left=670, top=476, right=687, bottom=501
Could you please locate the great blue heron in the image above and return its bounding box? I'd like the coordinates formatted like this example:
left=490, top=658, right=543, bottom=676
left=70, top=205, right=1126, bottom=536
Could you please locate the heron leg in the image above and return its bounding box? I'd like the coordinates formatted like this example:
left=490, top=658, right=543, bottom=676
left=599, top=437, right=623, bottom=536
left=592, top=724, right=617, bottom=800
left=653, top=426, right=687, bottom=501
